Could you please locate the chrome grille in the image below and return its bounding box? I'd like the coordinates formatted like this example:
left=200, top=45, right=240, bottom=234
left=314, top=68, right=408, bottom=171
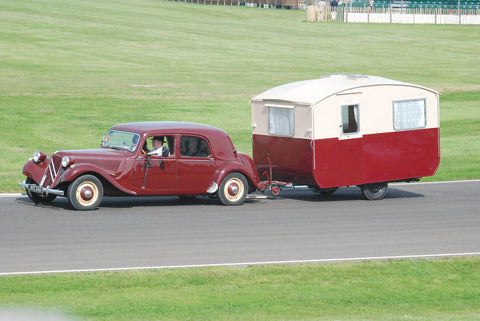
left=40, top=155, right=62, bottom=188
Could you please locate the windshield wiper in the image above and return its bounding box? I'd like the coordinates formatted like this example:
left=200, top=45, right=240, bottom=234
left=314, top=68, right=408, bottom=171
left=109, top=145, right=125, bottom=150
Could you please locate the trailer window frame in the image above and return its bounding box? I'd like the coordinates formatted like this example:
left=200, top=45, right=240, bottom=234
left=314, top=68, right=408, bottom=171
left=267, top=105, right=295, bottom=137
left=341, top=104, right=360, bottom=135
left=393, top=98, right=426, bottom=131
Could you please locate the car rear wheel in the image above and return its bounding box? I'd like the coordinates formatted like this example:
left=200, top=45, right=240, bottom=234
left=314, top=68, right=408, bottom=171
left=361, top=182, right=388, bottom=200
left=217, top=173, right=248, bottom=206
left=67, top=175, right=103, bottom=210
left=25, top=177, right=57, bottom=204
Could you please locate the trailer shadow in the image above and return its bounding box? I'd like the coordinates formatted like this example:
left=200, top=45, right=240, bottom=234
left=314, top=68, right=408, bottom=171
left=256, top=186, right=424, bottom=202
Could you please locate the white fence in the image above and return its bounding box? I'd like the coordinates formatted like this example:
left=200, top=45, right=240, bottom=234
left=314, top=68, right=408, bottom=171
left=343, top=9, right=480, bottom=23
left=306, top=2, right=480, bottom=24
left=335, top=4, right=480, bottom=24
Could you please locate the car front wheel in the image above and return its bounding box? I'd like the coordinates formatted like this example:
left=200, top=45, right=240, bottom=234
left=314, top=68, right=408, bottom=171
left=217, top=173, right=248, bottom=206
left=67, top=175, right=104, bottom=210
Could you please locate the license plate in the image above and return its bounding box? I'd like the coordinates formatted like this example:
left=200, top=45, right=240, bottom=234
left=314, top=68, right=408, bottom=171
left=28, top=184, right=43, bottom=194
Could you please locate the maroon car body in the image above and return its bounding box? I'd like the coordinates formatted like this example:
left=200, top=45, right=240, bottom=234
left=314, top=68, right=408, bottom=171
left=19, top=121, right=261, bottom=210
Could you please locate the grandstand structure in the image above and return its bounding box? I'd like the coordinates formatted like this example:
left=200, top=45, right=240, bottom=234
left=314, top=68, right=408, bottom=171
left=168, top=0, right=305, bottom=9
left=336, top=0, right=480, bottom=23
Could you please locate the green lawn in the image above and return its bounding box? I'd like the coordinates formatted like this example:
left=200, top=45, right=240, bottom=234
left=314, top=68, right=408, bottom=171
left=1, top=257, right=480, bottom=321
left=1, top=0, right=479, bottom=191
left=1, top=2, right=479, bottom=320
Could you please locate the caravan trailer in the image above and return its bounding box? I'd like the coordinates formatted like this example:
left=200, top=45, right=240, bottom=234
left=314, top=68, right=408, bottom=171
left=251, top=74, right=440, bottom=200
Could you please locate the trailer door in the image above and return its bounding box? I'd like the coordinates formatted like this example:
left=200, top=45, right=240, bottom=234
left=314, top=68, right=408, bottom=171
left=338, top=94, right=364, bottom=186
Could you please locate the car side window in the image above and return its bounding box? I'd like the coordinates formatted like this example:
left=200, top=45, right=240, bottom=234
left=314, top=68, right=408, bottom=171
left=144, top=135, right=175, bottom=156
left=180, top=136, right=210, bottom=157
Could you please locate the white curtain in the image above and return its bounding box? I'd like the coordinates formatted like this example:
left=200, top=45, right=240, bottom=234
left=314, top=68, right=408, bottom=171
left=268, top=107, right=294, bottom=137
left=394, top=99, right=426, bottom=130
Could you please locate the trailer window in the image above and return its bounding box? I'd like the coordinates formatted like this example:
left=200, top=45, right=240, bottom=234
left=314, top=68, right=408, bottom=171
left=268, top=107, right=294, bottom=137
left=342, top=105, right=359, bottom=134
left=393, top=99, right=426, bottom=130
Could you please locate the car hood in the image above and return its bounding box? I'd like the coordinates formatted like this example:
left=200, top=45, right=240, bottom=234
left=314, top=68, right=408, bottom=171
left=53, top=148, right=130, bottom=172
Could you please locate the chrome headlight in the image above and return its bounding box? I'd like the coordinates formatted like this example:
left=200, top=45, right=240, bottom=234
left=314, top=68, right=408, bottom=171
left=61, top=156, right=74, bottom=168
left=33, top=151, right=46, bottom=164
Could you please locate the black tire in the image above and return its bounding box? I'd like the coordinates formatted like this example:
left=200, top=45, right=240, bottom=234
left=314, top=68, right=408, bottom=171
left=25, top=177, right=57, bottom=204
left=217, top=172, right=248, bottom=206
left=67, top=175, right=103, bottom=210
left=361, top=182, right=388, bottom=200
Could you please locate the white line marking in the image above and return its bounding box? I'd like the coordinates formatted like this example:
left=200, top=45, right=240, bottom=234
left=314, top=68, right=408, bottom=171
left=393, top=179, right=480, bottom=186
left=1, top=252, right=479, bottom=276
left=0, top=193, right=23, bottom=197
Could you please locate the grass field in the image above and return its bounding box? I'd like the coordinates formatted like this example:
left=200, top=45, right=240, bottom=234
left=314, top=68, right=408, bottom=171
left=1, top=0, right=479, bottom=191
left=1, top=257, right=480, bottom=321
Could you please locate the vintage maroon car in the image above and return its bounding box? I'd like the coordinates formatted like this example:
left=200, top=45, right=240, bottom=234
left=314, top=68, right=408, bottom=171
left=19, top=122, right=262, bottom=210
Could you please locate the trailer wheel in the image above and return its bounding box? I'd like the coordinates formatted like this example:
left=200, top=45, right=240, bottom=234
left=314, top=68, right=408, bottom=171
left=217, top=173, right=248, bottom=206
left=361, top=182, right=388, bottom=200
left=67, top=175, right=103, bottom=210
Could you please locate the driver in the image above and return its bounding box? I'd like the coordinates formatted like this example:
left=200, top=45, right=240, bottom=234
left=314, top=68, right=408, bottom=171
left=148, top=136, right=169, bottom=156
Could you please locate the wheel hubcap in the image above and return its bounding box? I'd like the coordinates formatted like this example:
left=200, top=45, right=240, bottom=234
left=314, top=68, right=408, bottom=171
left=81, top=187, right=94, bottom=201
left=224, top=178, right=245, bottom=202
left=76, top=182, right=99, bottom=206
left=228, top=183, right=239, bottom=196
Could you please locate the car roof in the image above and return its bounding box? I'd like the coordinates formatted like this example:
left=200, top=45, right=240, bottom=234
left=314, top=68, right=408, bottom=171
left=110, top=121, right=227, bottom=137
left=110, top=121, right=236, bottom=159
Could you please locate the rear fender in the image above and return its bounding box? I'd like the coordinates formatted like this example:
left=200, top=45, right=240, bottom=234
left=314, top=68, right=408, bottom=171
left=213, top=162, right=260, bottom=193
left=237, top=152, right=261, bottom=183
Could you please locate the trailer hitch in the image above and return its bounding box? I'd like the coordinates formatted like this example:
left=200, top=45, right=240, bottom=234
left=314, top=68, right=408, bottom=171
left=260, top=153, right=281, bottom=196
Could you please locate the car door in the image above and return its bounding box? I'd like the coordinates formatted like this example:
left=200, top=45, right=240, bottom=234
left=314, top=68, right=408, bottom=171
left=176, top=135, right=217, bottom=194
left=130, top=135, right=178, bottom=192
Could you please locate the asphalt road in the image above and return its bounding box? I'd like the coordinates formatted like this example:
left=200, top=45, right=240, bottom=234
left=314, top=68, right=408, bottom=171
left=1, top=180, right=479, bottom=275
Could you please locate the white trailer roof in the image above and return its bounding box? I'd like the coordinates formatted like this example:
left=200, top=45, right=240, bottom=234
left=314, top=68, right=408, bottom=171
left=252, top=74, right=439, bottom=106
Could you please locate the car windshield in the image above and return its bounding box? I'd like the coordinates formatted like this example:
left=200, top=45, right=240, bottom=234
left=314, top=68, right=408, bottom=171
left=102, top=130, right=140, bottom=152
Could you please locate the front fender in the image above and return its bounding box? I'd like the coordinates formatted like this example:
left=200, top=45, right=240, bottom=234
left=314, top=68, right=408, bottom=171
left=22, top=159, right=49, bottom=184
left=59, top=163, right=136, bottom=195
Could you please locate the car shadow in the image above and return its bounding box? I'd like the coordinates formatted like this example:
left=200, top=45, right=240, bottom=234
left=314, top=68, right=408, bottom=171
left=16, top=195, right=71, bottom=211
left=91, top=193, right=263, bottom=209
left=15, top=185, right=422, bottom=211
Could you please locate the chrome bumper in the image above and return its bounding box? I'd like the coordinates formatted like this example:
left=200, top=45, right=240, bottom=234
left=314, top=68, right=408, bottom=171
left=18, top=181, right=65, bottom=196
